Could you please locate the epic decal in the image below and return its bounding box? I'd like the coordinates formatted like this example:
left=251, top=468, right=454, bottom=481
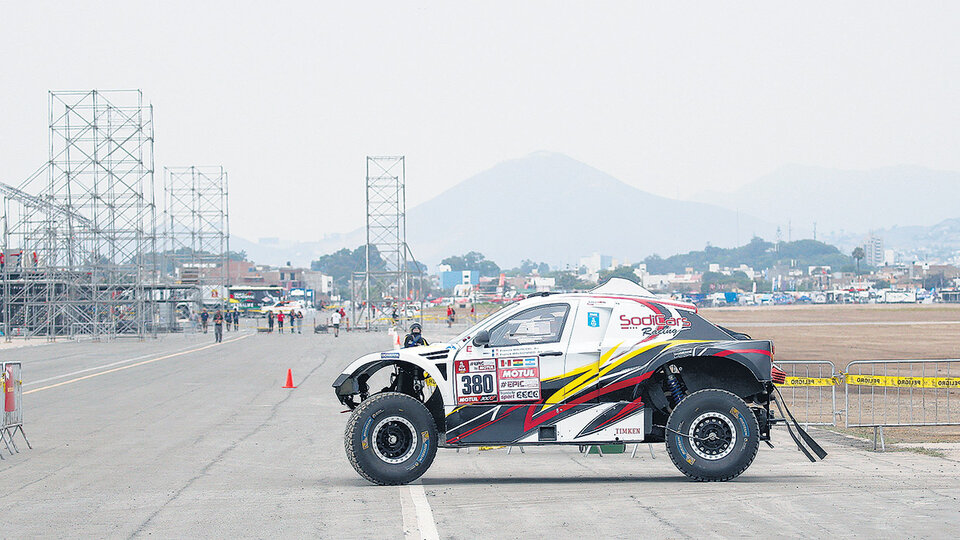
left=587, top=311, right=600, bottom=327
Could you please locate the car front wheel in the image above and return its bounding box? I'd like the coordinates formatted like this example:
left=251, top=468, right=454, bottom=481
left=344, top=392, right=438, bottom=485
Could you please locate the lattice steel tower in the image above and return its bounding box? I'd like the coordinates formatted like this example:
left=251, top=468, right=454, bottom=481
left=361, top=156, right=422, bottom=329
left=2, top=90, right=156, bottom=340
left=162, top=166, right=230, bottom=316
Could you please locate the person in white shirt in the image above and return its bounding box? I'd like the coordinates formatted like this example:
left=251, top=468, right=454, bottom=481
left=331, top=310, right=342, bottom=337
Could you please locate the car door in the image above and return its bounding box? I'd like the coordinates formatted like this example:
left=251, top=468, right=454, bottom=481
left=450, top=302, right=573, bottom=407
left=552, top=298, right=615, bottom=404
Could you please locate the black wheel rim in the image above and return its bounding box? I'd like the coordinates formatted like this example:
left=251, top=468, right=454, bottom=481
left=373, top=418, right=415, bottom=463
left=692, top=416, right=734, bottom=459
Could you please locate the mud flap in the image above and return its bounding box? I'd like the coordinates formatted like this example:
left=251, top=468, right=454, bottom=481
left=772, top=386, right=828, bottom=462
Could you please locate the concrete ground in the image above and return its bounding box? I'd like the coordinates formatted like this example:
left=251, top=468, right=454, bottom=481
left=2, top=327, right=959, bottom=538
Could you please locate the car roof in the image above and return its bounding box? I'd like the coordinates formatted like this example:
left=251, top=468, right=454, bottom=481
left=526, top=278, right=698, bottom=312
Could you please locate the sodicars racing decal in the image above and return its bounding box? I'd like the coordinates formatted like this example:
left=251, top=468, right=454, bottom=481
left=455, top=357, right=542, bottom=404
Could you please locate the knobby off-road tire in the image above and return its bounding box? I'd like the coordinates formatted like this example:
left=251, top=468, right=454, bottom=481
left=344, top=391, right=438, bottom=486
left=665, top=389, right=760, bottom=482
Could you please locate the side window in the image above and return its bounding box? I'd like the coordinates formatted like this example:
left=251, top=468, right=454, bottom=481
left=488, top=303, right=570, bottom=347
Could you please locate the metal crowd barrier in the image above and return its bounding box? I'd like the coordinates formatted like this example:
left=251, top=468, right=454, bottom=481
left=774, top=360, right=839, bottom=426
left=772, top=358, right=960, bottom=450
left=845, top=359, right=960, bottom=449
left=1, top=361, right=31, bottom=458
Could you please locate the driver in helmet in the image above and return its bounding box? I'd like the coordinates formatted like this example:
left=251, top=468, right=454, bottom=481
left=403, top=323, right=429, bottom=348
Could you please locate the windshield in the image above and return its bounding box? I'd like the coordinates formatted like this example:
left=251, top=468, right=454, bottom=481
left=451, top=301, right=525, bottom=346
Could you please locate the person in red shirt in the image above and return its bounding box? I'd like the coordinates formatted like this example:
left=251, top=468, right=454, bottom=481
left=277, top=311, right=285, bottom=334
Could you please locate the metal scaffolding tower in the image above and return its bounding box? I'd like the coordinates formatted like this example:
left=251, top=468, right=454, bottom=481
left=361, top=156, right=422, bottom=329
left=1, top=90, right=157, bottom=340
left=162, top=166, right=230, bottom=321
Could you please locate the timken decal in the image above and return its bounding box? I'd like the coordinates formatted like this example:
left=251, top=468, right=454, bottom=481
left=620, top=314, right=691, bottom=330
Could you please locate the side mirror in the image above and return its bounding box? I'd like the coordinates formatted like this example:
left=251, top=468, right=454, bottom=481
left=472, top=329, right=490, bottom=347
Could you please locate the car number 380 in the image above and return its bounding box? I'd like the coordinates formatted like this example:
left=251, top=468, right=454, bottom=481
left=459, top=374, right=494, bottom=396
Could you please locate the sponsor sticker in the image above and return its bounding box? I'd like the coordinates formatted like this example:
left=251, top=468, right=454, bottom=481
left=497, top=357, right=541, bottom=402
left=619, top=313, right=690, bottom=331
left=381, top=352, right=400, bottom=359
left=587, top=311, right=600, bottom=328
left=456, top=356, right=543, bottom=404
left=455, top=358, right=498, bottom=405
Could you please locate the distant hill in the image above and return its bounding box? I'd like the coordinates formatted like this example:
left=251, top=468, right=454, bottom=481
left=691, top=164, right=960, bottom=236
left=404, top=152, right=776, bottom=267
left=873, top=218, right=960, bottom=260
left=240, top=157, right=960, bottom=270
left=642, top=237, right=855, bottom=274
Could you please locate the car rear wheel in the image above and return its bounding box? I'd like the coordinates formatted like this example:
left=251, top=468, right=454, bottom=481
left=344, top=392, right=438, bottom=485
left=665, top=389, right=759, bottom=481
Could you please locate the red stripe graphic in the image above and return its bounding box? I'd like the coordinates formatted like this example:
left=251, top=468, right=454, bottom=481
left=715, top=348, right=772, bottom=357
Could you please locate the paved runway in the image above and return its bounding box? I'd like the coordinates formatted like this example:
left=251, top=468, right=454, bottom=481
left=2, top=327, right=959, bottom=538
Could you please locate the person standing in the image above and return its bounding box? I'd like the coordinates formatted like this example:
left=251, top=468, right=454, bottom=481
left=268, top=311, right=274, bottom=333
left=213, top=310, right=224, bottom=343
left=224, top=309, right=231, bottom=332
left=289, top=309, right=297, bottom=335
left=446, top=306, right=453, bottom=328
left=201, top=309, right=209, bottom=333
left=331, top=309, right=341, bottom=337
left=277, top=310, right=284, bottom=334
left=296, top=310, right=303, bottom=334
left=233, top=308, right=240, bottom=331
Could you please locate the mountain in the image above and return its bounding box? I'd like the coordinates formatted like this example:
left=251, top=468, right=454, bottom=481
left=691, top=164, right=960, bottom=237
left=403, top=152, right=775, bottom=267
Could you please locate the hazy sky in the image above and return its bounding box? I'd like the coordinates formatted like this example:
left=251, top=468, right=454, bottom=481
left=2, top=1, right=958, bottom=242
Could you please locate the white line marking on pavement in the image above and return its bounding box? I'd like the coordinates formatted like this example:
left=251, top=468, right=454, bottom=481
left=23, top=334, right=252, bottom=395
left=24, top=343, right=213, bottom=387
left=399, top=484, right=418, bottom=538
left=401, top=480, right=439, bottom=540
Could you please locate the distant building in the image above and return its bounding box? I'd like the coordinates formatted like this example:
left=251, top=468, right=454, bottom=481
left=527, top=276, right=556, bottom=292
left=862, top=234, right=884, bottom=267
left=440, top=270, right=479, bottom=291
left=579, top=253, right=614, bottom=274
left=883, top=249, right=896, bottom=266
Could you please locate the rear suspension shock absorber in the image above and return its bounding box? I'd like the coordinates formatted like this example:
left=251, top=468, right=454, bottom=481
left=663, top=364, right=687, bottom=408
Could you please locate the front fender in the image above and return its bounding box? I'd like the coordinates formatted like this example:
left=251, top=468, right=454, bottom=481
left=332, top=349, right=453, bottom=407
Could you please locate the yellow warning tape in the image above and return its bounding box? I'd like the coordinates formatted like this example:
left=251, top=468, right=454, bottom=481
left=479, top=446, right=506, bottom=451
left=778, top=376, right=840, bottom=387
left=844, top=374, right=960, bottom=389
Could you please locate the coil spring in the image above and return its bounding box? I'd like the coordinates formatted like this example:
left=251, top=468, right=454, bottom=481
left=665, top=372, right=686, bottom=407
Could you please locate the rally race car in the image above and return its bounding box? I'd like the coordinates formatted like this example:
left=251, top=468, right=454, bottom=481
left=333, top=278, right=825, bottom=485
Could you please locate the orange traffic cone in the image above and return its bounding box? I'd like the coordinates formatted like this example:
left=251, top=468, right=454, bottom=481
left=282, top=369, right=297, bottom=389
